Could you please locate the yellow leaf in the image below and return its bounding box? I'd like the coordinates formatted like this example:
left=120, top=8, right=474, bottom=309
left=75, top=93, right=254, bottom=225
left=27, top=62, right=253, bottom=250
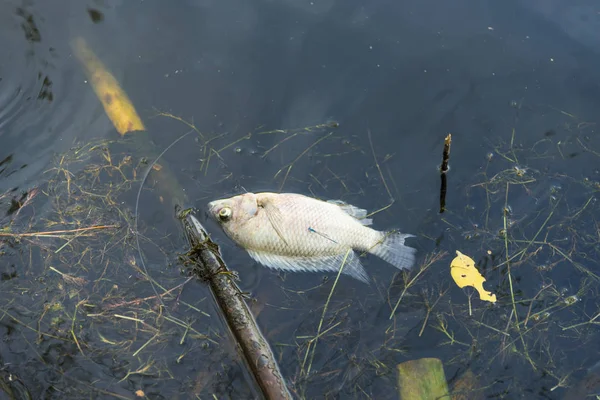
left=72, top=37, right=145, bottom=135
left=450, top=251, right=497, bottom=303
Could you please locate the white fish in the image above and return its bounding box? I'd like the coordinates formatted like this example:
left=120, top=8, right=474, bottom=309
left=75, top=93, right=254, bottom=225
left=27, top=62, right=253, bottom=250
left=207, top=192, right=416, bottom=282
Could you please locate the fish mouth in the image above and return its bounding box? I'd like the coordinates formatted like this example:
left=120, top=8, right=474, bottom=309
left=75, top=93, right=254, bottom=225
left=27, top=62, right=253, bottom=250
left=207, top=201, right=217, bottom=217
left=206, top=200, right=223, bottom=220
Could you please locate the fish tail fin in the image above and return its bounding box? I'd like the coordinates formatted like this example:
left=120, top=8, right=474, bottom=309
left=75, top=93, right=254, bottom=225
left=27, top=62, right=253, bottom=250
left=370, top=231, right=417, bottom=270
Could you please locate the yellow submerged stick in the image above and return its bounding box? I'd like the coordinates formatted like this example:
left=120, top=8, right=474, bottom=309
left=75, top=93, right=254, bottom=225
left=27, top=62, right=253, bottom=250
left=72, top=37, right=145, bottom=135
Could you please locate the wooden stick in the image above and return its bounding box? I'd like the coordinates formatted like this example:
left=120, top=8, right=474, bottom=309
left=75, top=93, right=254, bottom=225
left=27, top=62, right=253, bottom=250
left=179, top=210, right=293, bottom=400
left=440, top=134, right=452, bottom=173
left=439, top=134, right=452, bottom=213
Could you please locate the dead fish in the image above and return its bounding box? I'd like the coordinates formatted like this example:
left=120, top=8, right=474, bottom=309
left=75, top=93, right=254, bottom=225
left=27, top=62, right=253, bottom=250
left=207, top=192, right=416, bottom=282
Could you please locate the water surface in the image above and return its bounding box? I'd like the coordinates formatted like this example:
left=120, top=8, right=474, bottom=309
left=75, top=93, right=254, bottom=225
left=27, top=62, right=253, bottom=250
left=1, top=0, right=600, bottom=398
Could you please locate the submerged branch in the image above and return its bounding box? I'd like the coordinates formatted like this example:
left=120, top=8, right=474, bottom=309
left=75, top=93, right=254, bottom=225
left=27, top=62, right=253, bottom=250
left=179, top=209, right=293, bottom=400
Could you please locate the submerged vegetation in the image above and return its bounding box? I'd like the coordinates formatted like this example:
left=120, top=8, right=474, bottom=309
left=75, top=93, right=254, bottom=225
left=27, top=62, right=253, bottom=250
left=0, top=105, right=599, bottom=398
left=0, top=140, right=219, bottom=398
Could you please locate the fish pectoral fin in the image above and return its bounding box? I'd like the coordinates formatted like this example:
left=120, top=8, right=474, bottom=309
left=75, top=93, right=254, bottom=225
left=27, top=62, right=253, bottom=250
left=258, top=198, right=290, bottom=246
left=246, top=249, right=370, bottom=283
left=327, top=199, right=372, bottom=226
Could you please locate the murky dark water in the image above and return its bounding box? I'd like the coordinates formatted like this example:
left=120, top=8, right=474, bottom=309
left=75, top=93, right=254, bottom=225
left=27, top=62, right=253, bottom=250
left=2, top=0, right=600, bottom=398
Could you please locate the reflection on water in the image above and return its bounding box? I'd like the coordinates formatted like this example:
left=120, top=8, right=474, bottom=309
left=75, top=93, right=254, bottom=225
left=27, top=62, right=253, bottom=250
left=1, top=0, right=600, bottom=398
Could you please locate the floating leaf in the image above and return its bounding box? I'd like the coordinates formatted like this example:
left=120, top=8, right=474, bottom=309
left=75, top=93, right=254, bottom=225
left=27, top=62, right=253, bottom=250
left=450, top=250, right=496, bottom=303
left=72, top=37, right=145, bottom=135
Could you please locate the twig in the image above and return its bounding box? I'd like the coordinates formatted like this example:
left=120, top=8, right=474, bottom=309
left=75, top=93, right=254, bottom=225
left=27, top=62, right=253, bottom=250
left=0, top=224, right=118, bottom=238
left=439, top=133, right=452, bottom=213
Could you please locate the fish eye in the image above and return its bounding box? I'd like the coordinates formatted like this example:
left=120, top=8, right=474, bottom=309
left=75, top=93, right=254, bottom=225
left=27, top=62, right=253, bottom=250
left=218, top=207, right=232, bottom=221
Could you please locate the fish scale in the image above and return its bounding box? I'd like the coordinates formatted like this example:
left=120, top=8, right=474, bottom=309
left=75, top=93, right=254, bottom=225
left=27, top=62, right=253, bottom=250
left=263, top=195, right=375, bottom=256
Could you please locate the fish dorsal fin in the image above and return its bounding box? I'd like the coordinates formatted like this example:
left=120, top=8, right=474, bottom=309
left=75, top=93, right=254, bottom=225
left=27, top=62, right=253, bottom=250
left=327, top=199, right=372, bottom=226
left=257, top=196, right=290, bottom=246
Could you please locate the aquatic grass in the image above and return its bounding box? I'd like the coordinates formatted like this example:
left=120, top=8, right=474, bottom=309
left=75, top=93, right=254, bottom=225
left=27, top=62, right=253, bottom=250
left=300, top=249, right=352, bottom=379
left=0, top=138, right=220, bottom=397
left=274, top=131, right=334, bottom=192
left=426, top=120, right=600, bottom=392
left=269, top=112, right=599, bottom=395
left=2, top=105, right=600, bottom=398
left=152, top=110, right=205, bottom=140
left=0, top=225, right=118, bottom=238
left=0, top=118, right=358, bottom=397
left=388, top=250, right=445, bottom=319
left=417, top=286, right=449, bottom=337
left=222, top=114, right=600, bottom=396
left=501, top=181, right=536, bottom=370
left=367, top=129, right=393, bottom=202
